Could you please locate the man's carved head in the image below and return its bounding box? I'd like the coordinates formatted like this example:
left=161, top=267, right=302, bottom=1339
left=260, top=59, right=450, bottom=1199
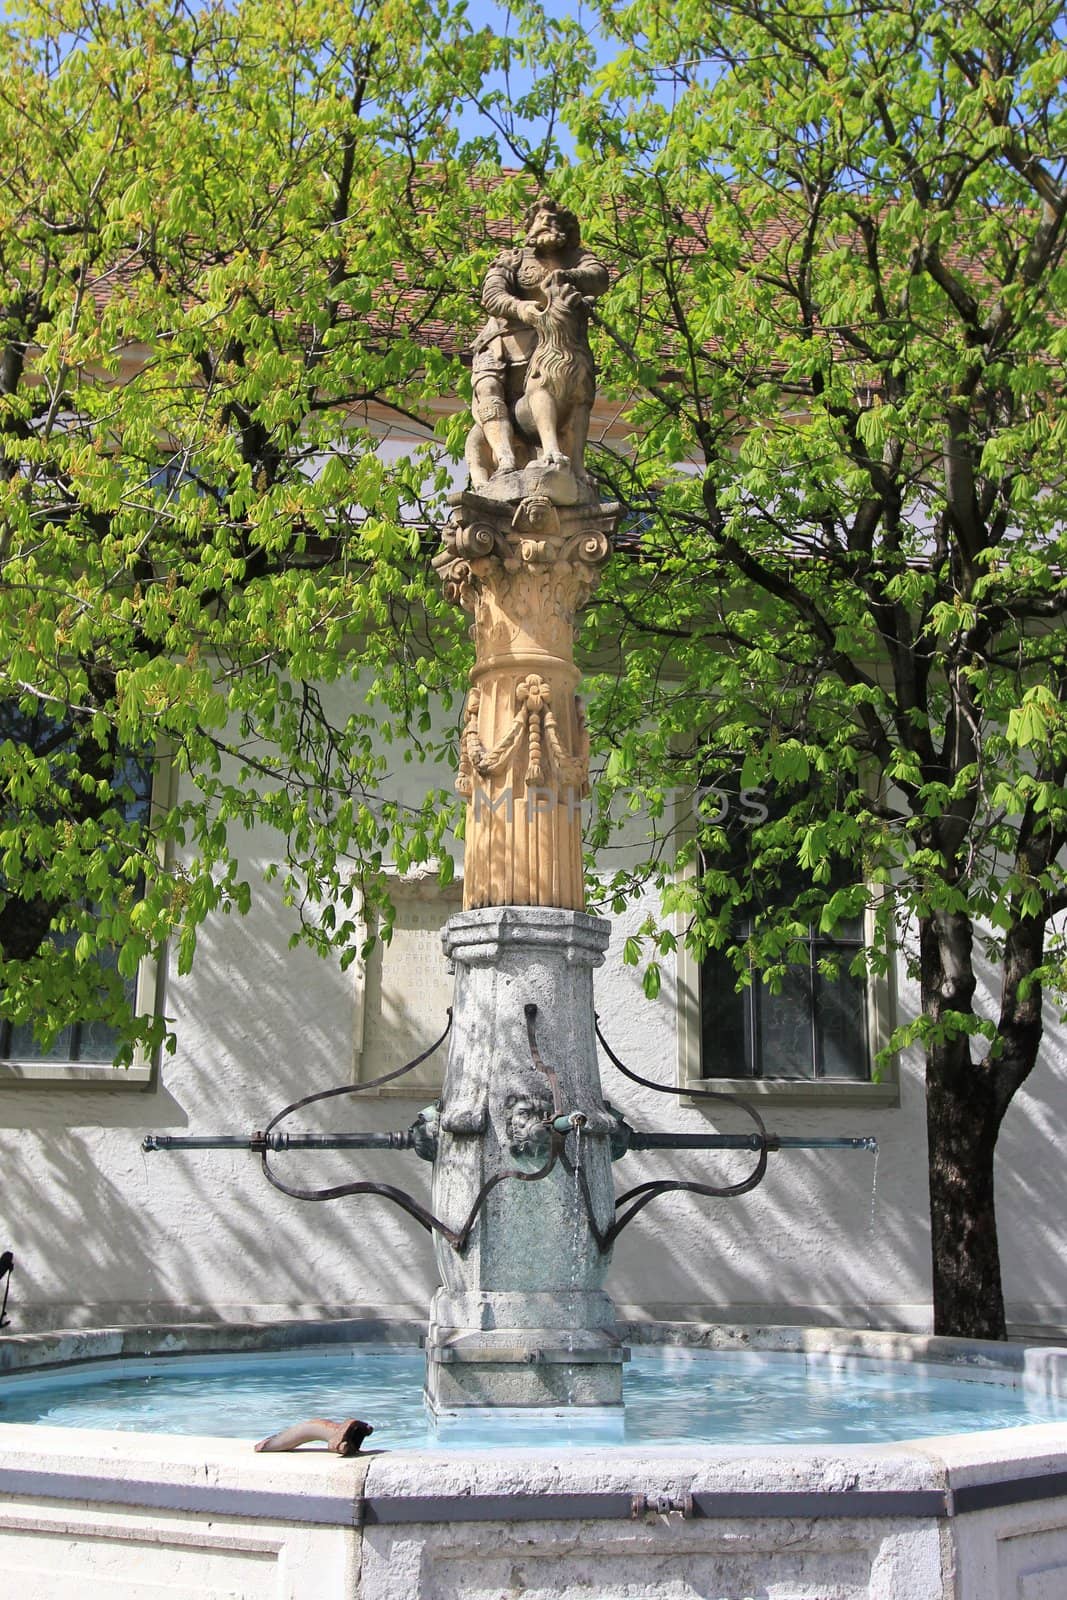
left=504, top=1091, right=554, bottom=1161
left=524, top=197, right=580, bottom=254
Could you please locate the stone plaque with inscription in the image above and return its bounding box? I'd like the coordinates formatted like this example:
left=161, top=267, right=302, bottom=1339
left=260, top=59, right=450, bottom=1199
left=353, top=874, right=463, bottom=1095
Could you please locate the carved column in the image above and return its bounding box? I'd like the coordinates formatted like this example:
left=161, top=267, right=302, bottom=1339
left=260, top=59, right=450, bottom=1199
left=434, top=488, right=617, bottom=910
left=425, top=202, right=624, bottom=1411
left=426, top=487, right=623, bottom=1411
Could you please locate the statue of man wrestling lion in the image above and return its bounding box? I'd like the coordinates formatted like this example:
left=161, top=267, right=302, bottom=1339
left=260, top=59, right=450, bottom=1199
left=465, top=197, right=610, bottom=506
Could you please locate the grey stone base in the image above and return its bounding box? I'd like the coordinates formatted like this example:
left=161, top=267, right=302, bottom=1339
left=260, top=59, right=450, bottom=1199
left=425, top=1289, right=628, bottom=1408
left=425, top=1331, right=627, bottom=1409
left=426, top=1357, right=624, bottom=1409
left=430, top=1288, right=620, bottom=1332
left=427, top=906, right=624, bottom=1409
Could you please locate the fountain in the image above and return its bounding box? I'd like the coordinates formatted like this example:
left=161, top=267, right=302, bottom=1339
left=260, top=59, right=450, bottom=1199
left=143, top=192, right=874, bottom=1418
left=3, top=198, right=1067, bottom=1599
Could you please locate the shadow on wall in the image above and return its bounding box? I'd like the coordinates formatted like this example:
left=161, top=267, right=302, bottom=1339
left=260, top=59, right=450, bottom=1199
left=601, top=955, right=1067, bottom=1334
left=996, top=999, right=1067, bottom=1332
left=603, top=1095, right=932, bottom=1330
left=592, top=910, right=935, bottom=1333
left=0, top=880, right=440, bottom=1330
left=1, top=877, right=1062, bottom=1335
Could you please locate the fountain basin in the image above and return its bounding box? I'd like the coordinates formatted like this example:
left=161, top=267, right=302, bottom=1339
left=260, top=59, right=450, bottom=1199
left=1, top=1320, right=1066, bottom=1599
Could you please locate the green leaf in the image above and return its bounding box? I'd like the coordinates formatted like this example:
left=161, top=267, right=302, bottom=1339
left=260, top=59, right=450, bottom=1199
left=117, top=942, right=141, bottom=981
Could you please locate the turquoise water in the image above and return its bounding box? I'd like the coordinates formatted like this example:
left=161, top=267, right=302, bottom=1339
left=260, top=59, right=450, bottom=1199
left=1, top=1345, right=1063, bottom=1449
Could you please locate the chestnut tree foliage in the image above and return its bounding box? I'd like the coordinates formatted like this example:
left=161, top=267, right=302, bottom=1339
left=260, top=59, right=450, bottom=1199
left=2, top=0, right=1066, bottom=1339
left=0, top=0, right=519, bottom=1062
left=540, top=0, right=1064, bottom=1338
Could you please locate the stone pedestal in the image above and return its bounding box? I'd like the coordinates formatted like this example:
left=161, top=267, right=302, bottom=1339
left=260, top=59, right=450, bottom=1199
left=424, top=907, right=627, bottom=1410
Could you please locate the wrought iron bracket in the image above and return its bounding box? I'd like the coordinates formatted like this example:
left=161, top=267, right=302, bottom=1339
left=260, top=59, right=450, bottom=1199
left=630, top=1491, right=695, bottom=1520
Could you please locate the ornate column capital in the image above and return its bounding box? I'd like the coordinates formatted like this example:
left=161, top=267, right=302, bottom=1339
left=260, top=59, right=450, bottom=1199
left=434, top=490, right=615, bottom=630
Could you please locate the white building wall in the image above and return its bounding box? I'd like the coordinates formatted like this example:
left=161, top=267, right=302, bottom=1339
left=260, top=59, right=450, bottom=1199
left=0, top=744, right=1065, bottom=1338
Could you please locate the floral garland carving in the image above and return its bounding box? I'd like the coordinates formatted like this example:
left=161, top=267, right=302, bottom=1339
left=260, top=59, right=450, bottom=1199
left=456, top=675, right=589, bottom=798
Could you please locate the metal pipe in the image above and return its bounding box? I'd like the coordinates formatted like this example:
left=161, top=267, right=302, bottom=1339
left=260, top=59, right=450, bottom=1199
left=627, top=1132, right=877, bottom=1153
left=142, top=1131, right=416, bottom=1154
left=144, top=1130, right=876, bottom=1155
left=776, top=1136, right=877, bottom=1150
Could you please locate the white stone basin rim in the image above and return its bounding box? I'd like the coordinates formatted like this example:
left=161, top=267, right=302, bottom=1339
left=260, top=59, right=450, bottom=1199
left=2, top=1443, right=1067, bottom=1528
left=3, top=1324, right=1067, bottom=1600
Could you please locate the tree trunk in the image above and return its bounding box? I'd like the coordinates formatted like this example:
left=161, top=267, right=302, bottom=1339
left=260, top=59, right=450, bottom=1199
left=926, top=1047, right=1007, bottom=1339
left=921, top=905, right=1047, bottom=1340
left=920, top=908, right=1005, bottom=1339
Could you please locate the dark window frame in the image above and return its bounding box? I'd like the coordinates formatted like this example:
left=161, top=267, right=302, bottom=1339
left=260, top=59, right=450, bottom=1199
left=693, top=772, right=872, bottom=1084
left=699, top=912, right=871, bottom=1083
left=0, top=703, right=156, bottom=1071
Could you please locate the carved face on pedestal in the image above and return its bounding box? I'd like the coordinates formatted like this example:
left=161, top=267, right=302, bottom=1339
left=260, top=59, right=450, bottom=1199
left=504, top=1092, right=555, bottom=1162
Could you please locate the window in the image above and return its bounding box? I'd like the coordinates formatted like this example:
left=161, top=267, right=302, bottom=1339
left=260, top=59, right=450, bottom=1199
left=0, top=706, right=164, bottom=1087
left=0, top=942, right=142, bottom=1066
left=699, top=874, right=870, bottom=1083
left=675, top=781, right=897, bottom=1106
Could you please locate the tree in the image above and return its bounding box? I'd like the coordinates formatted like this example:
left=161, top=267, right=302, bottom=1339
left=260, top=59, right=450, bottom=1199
left=522, top=0, right=1065, bottom=1338
left=5, top=0, right=1064, bottom=1341
left=0, top=0, right=506, bottom=1061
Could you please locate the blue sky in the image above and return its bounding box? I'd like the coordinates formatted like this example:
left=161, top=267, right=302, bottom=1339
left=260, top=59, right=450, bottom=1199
left=446, top=0, right=608, bottom=156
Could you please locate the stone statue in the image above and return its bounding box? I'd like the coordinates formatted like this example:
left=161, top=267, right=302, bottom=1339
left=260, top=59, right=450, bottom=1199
left=465, top=196, right=609, bottom=506
left=428, top=201, right=624, bottom=1415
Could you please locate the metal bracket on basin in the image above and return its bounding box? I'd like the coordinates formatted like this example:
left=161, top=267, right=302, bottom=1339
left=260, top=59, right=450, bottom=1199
left=0, top=1250, right=12, bottom=1329
left=254, top=1416, right=374, bottom=1455
left=429, top=1345, right=630, bottom=1366
left=630, top=1492, right=694, bottom=1520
